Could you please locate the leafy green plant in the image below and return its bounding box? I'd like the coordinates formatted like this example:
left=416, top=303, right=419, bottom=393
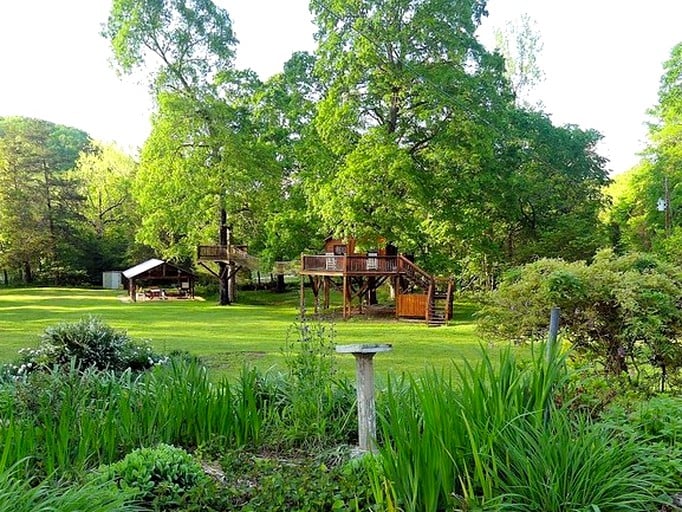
left=494, top=414, right=664, bottom=511
left=10, top=315, right=166, bottom=375
left=601, top=395, right=682, bottom=493
left=279, top=315, right=356, bottom=447
left=219, top=447, right=374, bottom=511
left=97, top=443, right=210, bottom=510
left=374, top=343, right=567, bottom=511
left=0, top=359, right=269, bottom=479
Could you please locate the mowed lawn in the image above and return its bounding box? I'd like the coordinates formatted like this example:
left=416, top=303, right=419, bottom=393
left=0, top=287, right=494, bottom=377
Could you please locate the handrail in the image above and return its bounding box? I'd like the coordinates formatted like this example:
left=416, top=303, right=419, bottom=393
left=397, top=255, right=434, bottom=286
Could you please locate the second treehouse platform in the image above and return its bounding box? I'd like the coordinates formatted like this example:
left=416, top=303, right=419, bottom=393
left=299, top=239, right=453, bottom=326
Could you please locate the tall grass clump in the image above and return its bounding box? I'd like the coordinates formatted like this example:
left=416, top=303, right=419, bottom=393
left=372, top=342, right=665, bottom=511
left=494, top=414, right=663, bottom=511
left=0, top=464, right=140, bottom=512
left=0, top=359, right=270, bottom=478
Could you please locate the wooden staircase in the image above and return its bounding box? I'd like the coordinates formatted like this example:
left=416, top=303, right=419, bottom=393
left=398, top=256, right=454, bottom=327
left=427, top=281, right=453, bottom=327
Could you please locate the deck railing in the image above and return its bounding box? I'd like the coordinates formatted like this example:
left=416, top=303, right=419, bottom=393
left=198, top=245, right=249, bottom=261
left=301, top=254, right=398, bottom=273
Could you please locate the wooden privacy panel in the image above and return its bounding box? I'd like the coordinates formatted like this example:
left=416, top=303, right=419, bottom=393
left=397, top=293, right=427, bottom=319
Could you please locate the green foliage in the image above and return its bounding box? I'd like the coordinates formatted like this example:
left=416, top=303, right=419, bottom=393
left=493, top=414, right=663, bottom=511
left=0, top=117, right=91, bottom=285
left=98, top=443, right=210, bottom=510
left=374, top=343, right=567, bottom=511
left=68, top=142, right=140, bottom=280
left=0, top=464, right=139, bottom=512
left=0, top=359, right=267, bottom=479
left=607, top=42, right=682, bottom=257
left=373, top=344, right=668, bottom=511
left=602, top=395, right=682, bottom=493
left=479, top=251, right=682, bottom=390
left=279, top=316, right=356, bottom=447
left=306, top=0, right=609, bottom=278
left=219, top=448, right=374, bottom=511
left=11, top=316, right=164, bottom=374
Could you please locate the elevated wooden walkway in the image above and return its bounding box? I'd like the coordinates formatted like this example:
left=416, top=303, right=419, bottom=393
left=299, top=253, right=453, bottom=326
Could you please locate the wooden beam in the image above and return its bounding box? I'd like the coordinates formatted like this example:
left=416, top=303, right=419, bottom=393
left=198, top=261, right=220, bottom=279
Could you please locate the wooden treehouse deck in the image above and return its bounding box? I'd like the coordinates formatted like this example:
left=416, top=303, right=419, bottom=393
left=299, top=253, right=453, bottom=326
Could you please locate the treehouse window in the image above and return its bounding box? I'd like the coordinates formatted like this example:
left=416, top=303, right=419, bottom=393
left=333, top=245, right=347, bottom=255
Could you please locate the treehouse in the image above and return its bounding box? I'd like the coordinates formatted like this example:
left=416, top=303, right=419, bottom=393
left=299, top=237, right=453, bottom=326
left=196, top=244, right=259, bottom=304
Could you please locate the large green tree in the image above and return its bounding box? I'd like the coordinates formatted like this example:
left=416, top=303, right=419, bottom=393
left=105, top=0, right=279, bottom=304
left=68, top=142, right=140, bottom=279
left=0, top=117, right=90, bottom=283
left=608, top=42, right=682, bottom=261
left=306, top=0, right=609, bottom=280
left=308, top=0, right=507, bottom=254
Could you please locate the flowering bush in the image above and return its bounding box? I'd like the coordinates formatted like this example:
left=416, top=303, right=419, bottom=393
left=7, top=316, right=167, bottom=376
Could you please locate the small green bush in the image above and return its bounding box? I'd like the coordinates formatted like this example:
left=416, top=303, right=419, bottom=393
left=602, top=395, right=682, bottom=493
left=9, top=316, right=166, bottom=375
left=98, top=443, right=210, bottom=510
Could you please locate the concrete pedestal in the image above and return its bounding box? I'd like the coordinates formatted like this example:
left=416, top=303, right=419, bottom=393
left=336, top=344, right=392, bottom=452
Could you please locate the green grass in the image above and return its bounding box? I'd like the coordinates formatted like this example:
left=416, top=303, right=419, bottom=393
left=0, top=287, right=489, bottom=377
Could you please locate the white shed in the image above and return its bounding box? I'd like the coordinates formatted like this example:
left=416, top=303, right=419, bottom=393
left=102, top=271, right=123, bottom=289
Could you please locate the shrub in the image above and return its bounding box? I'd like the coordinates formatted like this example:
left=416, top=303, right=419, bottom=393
left=97, top=443, right=211, bottom=510
left=602, top=395, right=682, bottom=493
left=10, top=316, right=166, bottom=375
left=478, top=250, right=682, bottom=391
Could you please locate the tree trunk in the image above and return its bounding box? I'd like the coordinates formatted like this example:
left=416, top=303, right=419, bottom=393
left=275, top=273, right=286, bottom=293
left=606, top=341, right=628, bottom=376
left=228, top=260, right=236, bottom=303
left=23, top=260, right=33, bottom=284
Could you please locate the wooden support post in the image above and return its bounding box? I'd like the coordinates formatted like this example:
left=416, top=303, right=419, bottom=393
left=446, top=279, right=454, bottom=320
left=299, top=275, right=305, bottom=316
left=336, top=344, right=392, bottom=452
left=343, top=275, right=349, bottom=319
left=324, top=277, right=330, bottom=309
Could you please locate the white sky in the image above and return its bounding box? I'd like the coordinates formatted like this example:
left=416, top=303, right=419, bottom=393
left=0, top=1, right=680, bottom=175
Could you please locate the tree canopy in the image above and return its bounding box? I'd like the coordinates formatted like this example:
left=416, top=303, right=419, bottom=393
left=0, top=0, right=617, bottom=288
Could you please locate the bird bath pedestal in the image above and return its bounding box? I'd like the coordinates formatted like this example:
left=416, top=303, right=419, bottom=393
left=335, top=343, right=392, bottom=452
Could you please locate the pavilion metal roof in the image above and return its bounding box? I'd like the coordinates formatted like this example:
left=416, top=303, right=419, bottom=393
left=122, top=258, right=165, bottom=279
